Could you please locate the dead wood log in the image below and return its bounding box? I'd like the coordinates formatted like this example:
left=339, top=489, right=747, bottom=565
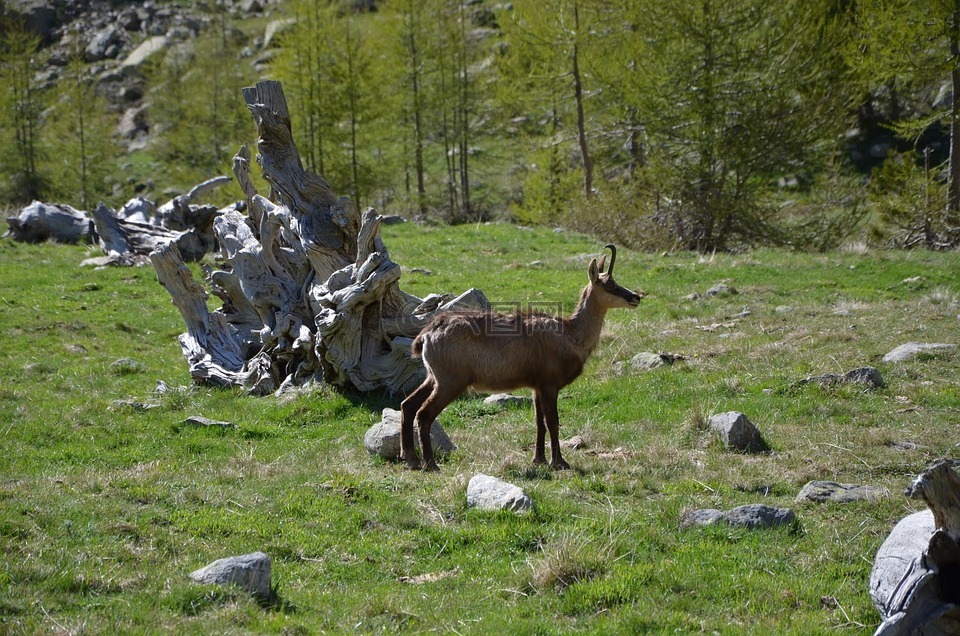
left=84, top=178, right=233, bottom=266
left=4, top=201, right=93, bottom=243
left=151, top=80, right=487, bottom=395
left=871, top=459, right=960, bottom=635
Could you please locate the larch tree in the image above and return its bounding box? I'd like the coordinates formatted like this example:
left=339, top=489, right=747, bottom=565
left=0, top=17, right=45, bottom=203
left=853, top=0, right=960, bottom=246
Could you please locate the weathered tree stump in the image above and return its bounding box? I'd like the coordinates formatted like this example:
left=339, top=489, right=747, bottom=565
left=870, top=459, right=960, bottom=635
left=4, top=201, right=93, bottom=243
left=151, top=80, right=487, bottom=395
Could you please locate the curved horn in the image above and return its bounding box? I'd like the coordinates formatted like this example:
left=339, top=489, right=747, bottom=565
left=603, top=244, right=617, bottom=275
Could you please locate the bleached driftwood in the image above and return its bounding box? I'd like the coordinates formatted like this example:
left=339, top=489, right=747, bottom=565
left=85, top=177, right=233, bottom=266
left=4, top=201, right=93, bottom=243
left=871, top=459, right=960, bottom=635
left=151, top=80, right=487, bottom=395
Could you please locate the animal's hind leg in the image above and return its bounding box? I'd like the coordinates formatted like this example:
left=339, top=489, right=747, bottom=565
left=400, top=379, right=434, bottom=469
left=532, top=390, right=547, bottom=465
left=414, top=381, right=464, bottom=472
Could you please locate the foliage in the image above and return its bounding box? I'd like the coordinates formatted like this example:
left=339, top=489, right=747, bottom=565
left=3, top=225, right=960, bottom=633
left=146, top=6, right=254, bottom=189
left=0, top=15, right=46, bottom=203
left=42, top=52, right=122, bottom=209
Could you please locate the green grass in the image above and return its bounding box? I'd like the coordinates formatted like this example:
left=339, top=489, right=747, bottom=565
left=1, top=226, right=959, bottom=634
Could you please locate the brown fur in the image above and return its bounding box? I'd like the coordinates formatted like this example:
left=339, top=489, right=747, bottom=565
left=400, top=246, right=644, bottom=471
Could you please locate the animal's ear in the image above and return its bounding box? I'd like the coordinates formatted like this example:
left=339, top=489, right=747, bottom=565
left=598, top=254, right=607, bottom=273
left=588, top=258, right=599, bottom=283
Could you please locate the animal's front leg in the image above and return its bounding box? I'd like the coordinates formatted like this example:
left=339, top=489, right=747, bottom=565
left=541, top=388, right=570, bottom=470
left=532, top=390, right=547, bottom=465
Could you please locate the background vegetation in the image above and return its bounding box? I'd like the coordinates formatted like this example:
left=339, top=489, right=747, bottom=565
left=2, top=0, right=960, bottom=252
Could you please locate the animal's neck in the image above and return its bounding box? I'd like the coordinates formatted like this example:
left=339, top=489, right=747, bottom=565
left=567, top=286, right=607, bottom=359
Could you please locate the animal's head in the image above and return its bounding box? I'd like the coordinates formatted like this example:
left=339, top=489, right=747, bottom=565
left=588, top=244, right=645, bottom=309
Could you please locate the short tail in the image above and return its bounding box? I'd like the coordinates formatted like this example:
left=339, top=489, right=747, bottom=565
left=411, top=333, right=425, bottom=359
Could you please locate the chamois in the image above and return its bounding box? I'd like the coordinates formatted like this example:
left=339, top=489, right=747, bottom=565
left=400, top=244, right=644, bottom=471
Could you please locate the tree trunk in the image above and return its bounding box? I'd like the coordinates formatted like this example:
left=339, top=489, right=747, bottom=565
left=871, top=460, right=960, bottom=635
left=151, top=80, right=488, bottom=395
left=949, top=0, right=960, bottom=240
left=572, top=0, right=593, bottom=199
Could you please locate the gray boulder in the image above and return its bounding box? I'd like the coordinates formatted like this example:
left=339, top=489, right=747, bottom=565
left=85, top=26, right=123, bottom=62
left=364, top=408, right=455, bottom=461
left=120, top=36, right=169, bottom=77
left=483, top=393, right=531, bottom=408
left=796, top=481, right=889, bottom=504
left=709, top=411, right=767, bottom=452
left=682, top=504, right=796, bottom=530
left=724, top=504, right=796, bottom=529
left=883, top=343, right=956, bottom=363
left=466, top=474, right=532, bottom=512
left=679, top=508, right=724, bottom=528
left=189, top=552, right=272, bottom=599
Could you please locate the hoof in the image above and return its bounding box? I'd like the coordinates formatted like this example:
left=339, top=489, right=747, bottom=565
left=403, top=458, right=422, bottom=471
left=423, top=461, right=441, bottom=472
left=532, top=456, right=547, bottom=466
left=551, top=459, right=571, bottom=471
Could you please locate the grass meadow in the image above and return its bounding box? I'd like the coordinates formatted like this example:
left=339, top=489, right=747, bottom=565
left=1, top=222, right=959, bottom=634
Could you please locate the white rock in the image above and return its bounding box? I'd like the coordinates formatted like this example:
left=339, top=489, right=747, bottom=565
left=189, top=552, right=272, bottom=599
left=483, top=393, right=531, bottom=407
left=882, top=343, right=956, bottom=363
left=364, top=408, right=455, bottom=461
left=466, top=474, right=532, bottom=513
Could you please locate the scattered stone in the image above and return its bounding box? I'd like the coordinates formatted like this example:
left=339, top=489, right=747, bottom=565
left=189, top=552, right=272, bottom=599
left=681, top=505, right=795, bottom=530
left=560, top=435, right=587, bottom=450
left=709, top=411, right=767, bottom=453
left=410, top=267, right=433, bottom=276
left=85, top=25, right=123, bottom=62
left=111, top=399, right=160, bottom=412
left=183, top=416, right=238, bottom=430
left=791, top=366, right=885, bottom=390
left=364, top=408, right=455, bottom=462
left=381, top=215, right=407, bottom=225
left=110, top=358, right=146, bottom=375
left=886, top=441, right=924, bottom=451
left=796, top=481, right=890, bottom=504
left=120, top=35, right=169, bottom=76
left=723, top=504, right=796, bottom=529
left=399, top=566, right=460, bottom=585
left=706, top=283, right=737, bottom=297
left=882, top=342, right=956, bottom=363
left=483, top=393, right=531, bottom=408
left=466, top=474, right=532, bottom=513
left=680, top=508, right=724, bottom=528
left=682, top=292, right=701, bottom=301
left=627, top=352, right=666, bottom=371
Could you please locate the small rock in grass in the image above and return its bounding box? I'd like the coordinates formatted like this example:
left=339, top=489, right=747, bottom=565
left=466, top=474, right=532, bottom=513
left=882, top=342, right=956, bottom=363
left=706, top=283, right=737, bottom=297
left=364, top=408, right=455, bottom=461
left=680, top=509, right=724, bottom=528
left=681, top=505, right=795, bottom=530
left=722, top=504, right=796, bottom=529
left=796, top=481, right=890, bottom=504
left=628, top=352, right=666, bottom=371
left=483, top=393, right=531, bottom=408
left=709, top=411, right=768, bottom=453
left=189, top=552, right=272, bottom=599
left=184, top=416, right=238, bottom=430
left=110, top=358, right=146, bottom=375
